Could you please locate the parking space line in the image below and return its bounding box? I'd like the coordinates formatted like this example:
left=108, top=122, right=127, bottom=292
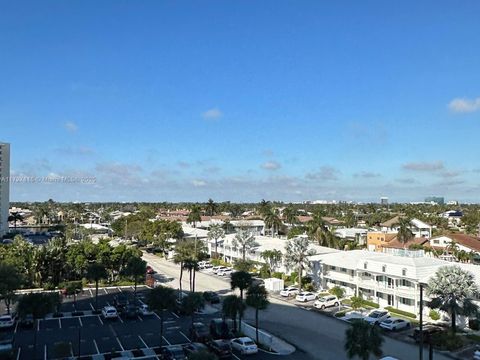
left=88, top=288, right=93, bottom=297
left=232, top=354, right=241, bottom=360
left=90, top=303, right=95, bottom=311
left=179, top=331, right=190, bottom=343
left=93, top=339, right=100, bottom=354
left=162, top=336, right=171, bottom=345
left=79, top=317, right=83, bottom=327
left=98, top=315, right=104, bottom=325
left=16, top=347, right=20, bottom=360
left=103, top=288, right=108, bottom=294
left=44, top=345, right=47, bottom=360
left=170, top=311, right=180, bottom=319
left=137, top=315, right=143, bottom=322
left=118, top=287, right=123, bottom=293
left=58, top=318, right=61, bottom=329
left=14, top=322, right=18, bottom=334
left=37, top=320, right=40, bottom=331
left=116, top=337, right=124, bottom=351
left=138, top=335, right=148, bottom=348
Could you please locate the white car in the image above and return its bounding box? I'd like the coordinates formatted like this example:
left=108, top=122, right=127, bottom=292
left=218, top=268, right=233, bottom=276
left=364, top=310, right=390, bottom=325
left=280, top=287, right=299, bottom=297
left=230, top=337, right=258, bottom=355
left=379, top=317, right=411, bottom=331
left=0, top=315, right=15, bottom=328
left=138, top=304, right=154, bottom=316
left=101, top=306, right=118, bottom=319
left=313, top=295, right=340, bottom=309
left=295, top=292, right=317, bottom=302
left=340, top=311, right=365, bottom=323
left=212, top=266, right=228, bottom=274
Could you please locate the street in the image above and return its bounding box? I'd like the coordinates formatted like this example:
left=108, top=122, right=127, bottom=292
left=143, top=253, right=453, bottom=360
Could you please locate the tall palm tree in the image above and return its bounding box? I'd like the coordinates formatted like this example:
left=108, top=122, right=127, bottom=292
left=124, top=257, right=147, bottom=300
left=261, top=249, right=282, bottom=274
left=257, top=199, right=271, bottom=217
left=8, top=211, right=24, bottom=229
left=222, top=295, right=245, bottom=333
left=230, top=271, right=252, bottom=331
left=263, top=209, right=283, bottom=237
left=427, top=266, right=479, bottom=333
left=205, top=199, right=217, bottom=216
left=282, top=207, right=299, bottom=226
left=86, top=262, right=108, bottom=312
left=207, top=224, right=225, bottom=259
left=246, top=284, right=269, bottom=344
left=232, top=229, right=258, bottom=261
left=344, top=320, right=383, bottom=360
left=148, top=286, right=176, bottom=346
left=173, top=240, right=191, bottom=294
left=396, top=217, right=414, bottom=247
left=446, top=240, right=460, bottom=259
left=283, top=238, right=316, bottom=291
left=187, top=205, right=202, bottom=228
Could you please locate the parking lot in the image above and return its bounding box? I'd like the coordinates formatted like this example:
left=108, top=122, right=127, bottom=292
left=1, top=285, right=307, bottom=360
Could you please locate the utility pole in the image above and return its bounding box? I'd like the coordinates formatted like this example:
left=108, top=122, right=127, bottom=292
left=419, top=283, right=424, bottom=360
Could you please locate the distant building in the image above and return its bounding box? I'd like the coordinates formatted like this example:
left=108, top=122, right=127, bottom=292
left=0, top=142, right=10, bottom=237
left=425, top=196, right=444, bottom=205
left=380, top=216, right=432, bottom=238
left=380, top=197, right=389, bottom=206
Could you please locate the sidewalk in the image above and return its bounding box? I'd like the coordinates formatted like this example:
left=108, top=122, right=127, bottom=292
left=241, top=320, right=296, bottom=355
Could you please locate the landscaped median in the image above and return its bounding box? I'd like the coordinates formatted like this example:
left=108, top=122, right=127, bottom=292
left=241, top=321, right=296, bottom=355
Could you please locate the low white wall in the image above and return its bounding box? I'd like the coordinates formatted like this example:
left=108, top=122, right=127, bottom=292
left=240, top=321, right=273, bottom=350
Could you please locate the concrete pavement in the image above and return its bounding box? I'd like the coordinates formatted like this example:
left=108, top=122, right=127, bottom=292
left=142, top=253, right=453, bottom=360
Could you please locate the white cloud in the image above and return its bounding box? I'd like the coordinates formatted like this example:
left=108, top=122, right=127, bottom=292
left=261, top=161, right=281, bottom=171
left=202, top=108, right=223, bottom=120
left=448, top=97, right=480, bottom=113
left=192, top=179, right=207, bottom=187
left=306, top=166, right=339, bottom=181
left=64, top=121, right=78, bottom=132
left=402, top=161, right=444, bottom=172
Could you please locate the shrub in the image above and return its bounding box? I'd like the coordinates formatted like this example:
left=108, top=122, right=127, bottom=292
left=430, top=331, right=465, bottom=351
left=328, top=286, right=345, bottom=299
left=429, top=309, right=440, bottom=321
left=272, top=272, right=283, bottom=279
left=335, top=310, right=349, bottom=318
left=385, top=306, right=417, bottom=319
left=469, top=318, right=480, bottom=331
left=303, top=283, right=315, bottom=292
left=361, top=299, right=379, bottom=309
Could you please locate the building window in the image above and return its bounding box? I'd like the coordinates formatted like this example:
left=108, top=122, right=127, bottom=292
left=364, top=262, right=368, bottom=269
left=382, top=265, right=386, bottom=273
left=402, top=268, right=407, bottom=276
left=433, top=240, right=439, bottom=244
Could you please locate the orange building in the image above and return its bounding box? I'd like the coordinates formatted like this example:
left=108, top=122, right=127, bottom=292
left=366, top=232, right=398, bottom=252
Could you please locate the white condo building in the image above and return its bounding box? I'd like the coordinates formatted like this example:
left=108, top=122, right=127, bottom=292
left=0, top=142, right=10, bottom=237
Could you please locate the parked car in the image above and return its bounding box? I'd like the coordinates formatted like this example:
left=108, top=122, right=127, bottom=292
left=190, top=322, right=211, bottom=342
left=138, top=304, right=154, bottom=316
left=101, top=306, right=118, bottom=319
left=230, top=337, right=258, bottom=355
left=411, top=325, right=444, bottom=342
left=0, top=334, right=14, bottom=357
left=207, top=339, right=232, bottom=359
left=146, top=265, right=155, bottom=274
left=0, top=315, right=15, bottom=329
left=161, top=345, right=187, bottom=360
left=124, top=304, right=138, bottom=319
left=210, top=319, right=234, bottom=340
left=203, top=291, right=220, bottom=304
left=217, top=268, right=233, bottom=276
left=280, top=287, right=299, bottom=297
left=113, top=294, right=128, bottom=309
left=340, top=312, right=365, bottom=323
left=19, top=314, right=34, bottom=328
left=364, top=310, right=390, bottom=325
left=295, top=292, right=317, bottom=302
left=183, top=342, right=209, bottom=356
left=212, top=266, right=228, bottom=274
left=379, top=317, right=411, bottom=331
left=313, top=295, right=340, bottom=309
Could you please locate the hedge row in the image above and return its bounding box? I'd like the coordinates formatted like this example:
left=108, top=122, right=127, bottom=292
left=385, top=306, right=416, bottom=319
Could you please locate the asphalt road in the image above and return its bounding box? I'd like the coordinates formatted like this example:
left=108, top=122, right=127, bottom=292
left=143, top=253, right=453, bottom=360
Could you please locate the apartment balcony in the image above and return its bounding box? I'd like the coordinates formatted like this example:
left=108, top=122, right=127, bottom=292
left=323, top=271, right=355, bottom=284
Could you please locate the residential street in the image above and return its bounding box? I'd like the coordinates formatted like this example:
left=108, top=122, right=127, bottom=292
left=143, top=253, right=453, bottom=360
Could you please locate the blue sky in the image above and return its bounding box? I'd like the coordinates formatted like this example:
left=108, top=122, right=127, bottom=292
left=1, top=1, right=480, bottom=203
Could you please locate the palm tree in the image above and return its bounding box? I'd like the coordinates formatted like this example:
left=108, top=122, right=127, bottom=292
left=182, top=292, right=205, bottom=327
left=427, top=266, right=479, bottom=333
left=205, top=199, right=217, bottom=216
left=396, top=217, right=414, bottom=247
left=124, top=257, right=147, bottom=300
left=232, top=229, right=258, bottom=261
left=246, top=284, right=269, bottom=344
left=0, top=264, right=22, bottom=314
left=263, top=208, right=282, bottom=237
left=344, top=320, right=383, bottom=360
left=283, top=237, right=317, bottom=291
left=446, top=240, right=460, bottom=259
left=222, top=295, right=245, bottom=333
left=261, top=249, right=282, bottom=275
left=282, top=207, right=299, bottom=226
left=208, top=224, right=225, bottom=259
left=148, top=286, right=176, bottom=346
left=257, top=199, right=271, bottom=217
left=230, top=271, right=252, bottom=331
left=8, top=211, right=24, bottom=229
left=86, top=262, right=108, bottom=312
left=187, top=205, right=202, bottom=228
left=173, top=240, right=193, bottom=294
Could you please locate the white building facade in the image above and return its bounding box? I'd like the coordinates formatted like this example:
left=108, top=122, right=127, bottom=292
left=0, top=142, right=10, bottom=237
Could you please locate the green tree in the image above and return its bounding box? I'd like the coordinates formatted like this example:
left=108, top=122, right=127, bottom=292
left=263, top=208, right=283, bottom=237
left=148, top=286, right=176, bottom=346
left=182, top=292, right=205, bottom=327
left=261, top=249, right=282, bottom=275
left=396, top=217, right=414, bottom=247
left=329, top=286, right=345, bottom=299
left=205, top=199, right=217, bottom=216
left=64, top=280, right=83, bottom=310
left=222, top=295, right=245, bottom=333
left=86, top=262, right=108, bottom=312
left=350, top=296, right=364, bottom=311
left=7, top=211, right=24, bottom=229
left=246, top=284, right=269, bottom=343
left=207, top=224, right=225, bottom=259
left=344, top=320, right=383, bottom=360
left=283, top=207, right=299, bottom=226
left=231, top=271, right=252, bottom=332
left=232, top=229, right=258, bottom=261
left=124, top=256, right=147, bottom=299
left=187, top=205, right=202, bottom=228
left=17, top=292, right=62, bottom=318
left=0, top=263, right=22, bottom=314
left=283, top=237, right=316, bottom=291
left=427, top=266, right=479, bottom=333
